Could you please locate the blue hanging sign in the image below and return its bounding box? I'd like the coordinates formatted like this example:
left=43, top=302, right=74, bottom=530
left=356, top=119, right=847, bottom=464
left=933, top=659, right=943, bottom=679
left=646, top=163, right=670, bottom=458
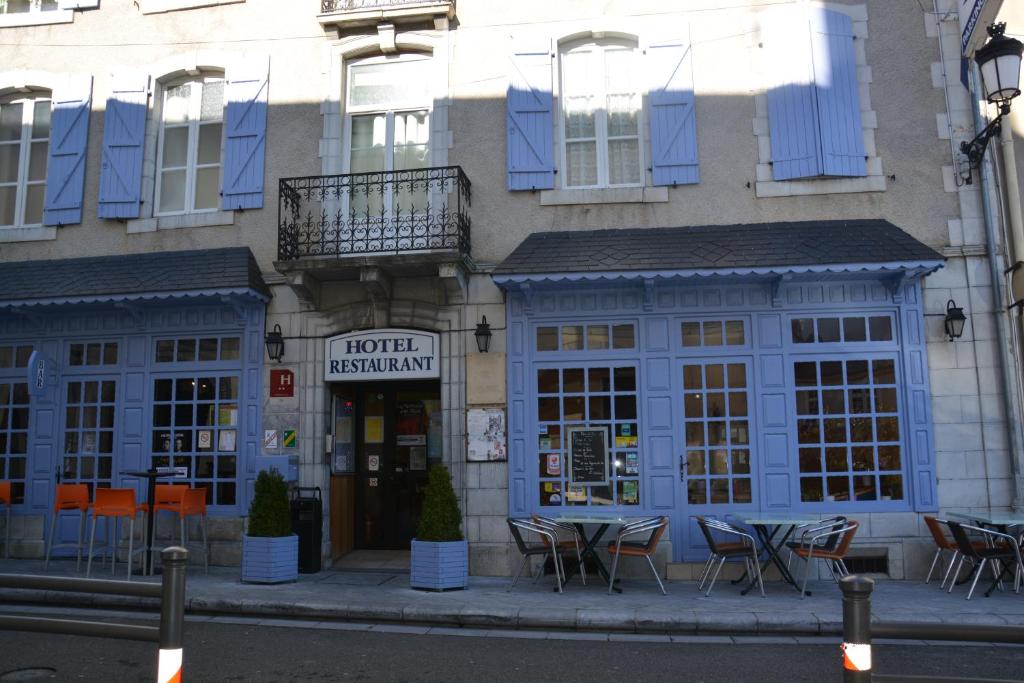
left=26, top=350, right=55, bottom=398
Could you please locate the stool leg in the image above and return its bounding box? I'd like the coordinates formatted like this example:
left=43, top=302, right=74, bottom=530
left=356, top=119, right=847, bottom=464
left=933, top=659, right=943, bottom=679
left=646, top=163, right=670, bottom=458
left=44, top=510, right=58, bottom=571
left=201, top=513, right=209, bottom=574
left=4, top=504, right=9, bottom=559
left=110, top=518, right=117, bottom=576
left=86, top=516, right=98, bottom=577
left=126, top=517, right=134, bottom=581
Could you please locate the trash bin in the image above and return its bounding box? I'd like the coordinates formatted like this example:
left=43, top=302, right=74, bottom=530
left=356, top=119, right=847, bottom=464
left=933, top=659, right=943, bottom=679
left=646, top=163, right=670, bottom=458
left=291, top=487, right=322, bottom=573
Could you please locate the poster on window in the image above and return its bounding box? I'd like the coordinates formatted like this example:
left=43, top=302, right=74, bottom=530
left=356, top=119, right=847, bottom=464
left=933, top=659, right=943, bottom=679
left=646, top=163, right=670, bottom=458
left=467, top=408, right=506, bottom=462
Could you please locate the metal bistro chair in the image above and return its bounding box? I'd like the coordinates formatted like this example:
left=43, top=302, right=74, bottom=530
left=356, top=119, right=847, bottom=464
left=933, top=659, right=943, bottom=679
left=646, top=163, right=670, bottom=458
left=607, top=516, right=669, bottom=595
left=0, top=481, right=10, bottom=559
left=532, top=515, right=586, bottom=586
left=695, top=517, right=764, bottom=597
left=946, top=521, right=1023, bottom=600
left=507, top=518, right=564, bottom=593
left=785, top=516, right=846, bottom=571
left=791, top=520, right=859, bottom=599
left=923, top=516, right=987, bottom=588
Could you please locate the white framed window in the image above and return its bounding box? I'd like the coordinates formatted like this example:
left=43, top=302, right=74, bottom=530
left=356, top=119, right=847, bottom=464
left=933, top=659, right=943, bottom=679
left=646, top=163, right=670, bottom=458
left=0, top=94, right=50, bottom=229
left=155, top=75, right=224, bottom=216
left=559, top=40, right=642, bottom=189
left=0, top=0, right=58, bottom=14
left=344, top=55, right=431, bottom=216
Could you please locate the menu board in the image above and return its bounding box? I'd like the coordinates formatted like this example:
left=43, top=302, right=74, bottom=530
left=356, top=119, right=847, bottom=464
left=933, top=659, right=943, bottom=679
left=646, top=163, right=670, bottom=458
left=567, top=426, right=609, bottom=486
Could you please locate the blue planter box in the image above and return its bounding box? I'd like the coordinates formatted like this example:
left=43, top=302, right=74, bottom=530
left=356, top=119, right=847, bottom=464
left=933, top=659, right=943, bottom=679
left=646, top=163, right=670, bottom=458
left=410, top=539, right=468, bottom=591
left=242, top=534, right=298, bottom=584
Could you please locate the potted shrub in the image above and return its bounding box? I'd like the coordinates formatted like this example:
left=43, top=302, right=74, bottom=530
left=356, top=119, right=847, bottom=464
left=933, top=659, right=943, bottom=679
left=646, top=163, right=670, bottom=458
left=410, top=464, right=468, bottom=590
left=242, top=469, right=298, bottom=583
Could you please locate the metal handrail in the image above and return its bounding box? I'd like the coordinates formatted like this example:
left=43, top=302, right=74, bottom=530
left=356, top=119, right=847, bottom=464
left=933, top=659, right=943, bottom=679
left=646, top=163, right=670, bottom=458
left=0, top=547, right=188, bottom=671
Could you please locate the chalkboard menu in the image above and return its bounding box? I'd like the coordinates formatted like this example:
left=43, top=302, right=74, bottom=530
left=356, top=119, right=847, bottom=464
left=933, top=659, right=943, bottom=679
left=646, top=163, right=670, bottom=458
left=567, top=426, right=609, bottom=486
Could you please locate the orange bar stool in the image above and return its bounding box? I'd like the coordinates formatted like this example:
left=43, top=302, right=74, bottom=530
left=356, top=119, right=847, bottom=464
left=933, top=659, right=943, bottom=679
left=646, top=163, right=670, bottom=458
left=145, top=483, right=187, bottom=549
left=44, top=483, right=91, bottom=571
left=141, top=485, right=209, bottom=574
left=86, top=488, right=144, bottom=580
left=0, top=481, right=11, bottom=559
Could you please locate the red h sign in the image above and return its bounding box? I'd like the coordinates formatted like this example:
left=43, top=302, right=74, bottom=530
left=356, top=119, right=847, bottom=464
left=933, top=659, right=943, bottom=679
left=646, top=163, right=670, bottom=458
left=269, top=369, right=294, bottom=397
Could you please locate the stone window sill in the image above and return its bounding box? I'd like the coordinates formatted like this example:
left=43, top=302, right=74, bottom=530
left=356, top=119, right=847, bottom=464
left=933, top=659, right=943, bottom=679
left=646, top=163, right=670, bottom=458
left=755, top=174, right=886, bottom=198
left=127, top=210, right=235, bottom=233
left=0, top=226, right=57, bottom=243
left=139, top=0, right=243, bottom=14
left=539, top=186, right=669, bottom=206
left=0, top=9, right=73, bottom=27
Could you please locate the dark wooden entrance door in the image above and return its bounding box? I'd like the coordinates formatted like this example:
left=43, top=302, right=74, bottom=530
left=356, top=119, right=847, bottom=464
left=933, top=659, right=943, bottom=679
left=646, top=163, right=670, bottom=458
left=353, top=381, right=440, bottom=549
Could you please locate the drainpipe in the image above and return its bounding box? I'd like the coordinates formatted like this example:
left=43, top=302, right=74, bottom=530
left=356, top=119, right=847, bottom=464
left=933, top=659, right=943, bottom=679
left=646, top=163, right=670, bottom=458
left=970, top=61, right=1024, bottom=511
left=1000, top=125, right=1024, bottom=263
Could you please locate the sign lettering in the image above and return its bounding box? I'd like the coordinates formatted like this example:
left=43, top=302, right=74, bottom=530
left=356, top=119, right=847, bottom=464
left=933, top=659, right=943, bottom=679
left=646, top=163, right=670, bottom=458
left=325, top=329, right=440, bottom=382
left=567, top=426, right=610, bottom=486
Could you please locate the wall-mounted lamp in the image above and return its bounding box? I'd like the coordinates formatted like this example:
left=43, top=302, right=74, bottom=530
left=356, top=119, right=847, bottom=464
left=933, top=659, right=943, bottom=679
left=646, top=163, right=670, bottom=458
left=265, top=324, right=285, bottom=362
left=474, top=316, right=492, bottom=353
left=960, top=23, right=1024, bottom=184
left=944, top=299, right=967, bottom=341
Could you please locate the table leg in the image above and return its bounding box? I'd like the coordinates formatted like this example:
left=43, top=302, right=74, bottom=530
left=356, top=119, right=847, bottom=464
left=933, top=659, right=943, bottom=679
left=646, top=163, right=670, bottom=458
left=733, top=525, right=780, bottom=585
left=742, top=524, right=810, bottom=596
left=557, top=524, right=616, bottom=591
left=144, top=476, right=157, bottom=575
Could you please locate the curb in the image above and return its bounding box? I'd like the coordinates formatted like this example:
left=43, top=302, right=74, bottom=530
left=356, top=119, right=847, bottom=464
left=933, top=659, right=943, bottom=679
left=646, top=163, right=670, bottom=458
left=0, top=588, right=839, bottom=637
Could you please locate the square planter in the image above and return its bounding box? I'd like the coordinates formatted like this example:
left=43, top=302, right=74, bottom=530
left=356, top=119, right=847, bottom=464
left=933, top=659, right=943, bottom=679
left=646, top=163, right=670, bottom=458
left=242, top=534, right=298, bottom=584
left=410, top=538, right=468, bottom=591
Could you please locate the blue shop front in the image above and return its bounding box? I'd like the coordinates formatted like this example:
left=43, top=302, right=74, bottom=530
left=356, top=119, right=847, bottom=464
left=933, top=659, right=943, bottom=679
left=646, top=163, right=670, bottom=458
left=0, top=247, right=268, bottom=557
left=494, top=221, right=945, bottom=560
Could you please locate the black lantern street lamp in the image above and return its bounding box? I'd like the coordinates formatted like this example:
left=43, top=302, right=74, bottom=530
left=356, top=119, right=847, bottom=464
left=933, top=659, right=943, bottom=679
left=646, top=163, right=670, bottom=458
left=265, top=324, right=285, bottom=362
left=474, top=316, right=492, bottom=353
left=944, top=299, right=967, bottom=341
left=960, top=23, right=1024, bottom=183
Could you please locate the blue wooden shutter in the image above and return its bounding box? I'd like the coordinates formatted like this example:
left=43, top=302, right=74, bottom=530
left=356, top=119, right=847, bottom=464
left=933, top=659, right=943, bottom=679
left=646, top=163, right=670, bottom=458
left=647, top=38, right=699, bottom=186
left=222, top=58, right=269, bottom=210
left=43, top=76, right=92, bottom=226
left=98, top=73, right=148, bottom=219
left=765, top=10, right=822, bottom=180
left=507, top=41, right=555, bottom=191
left=811, top=9, right=866, bottom=177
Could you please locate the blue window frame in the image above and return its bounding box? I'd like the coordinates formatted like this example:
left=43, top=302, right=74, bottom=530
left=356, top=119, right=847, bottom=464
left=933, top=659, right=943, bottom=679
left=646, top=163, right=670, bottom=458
left=61, top=376, right=117, bottom=499
left=0, top=375, right=30, bottom=505
left=535, top=361, right=641, bottom=507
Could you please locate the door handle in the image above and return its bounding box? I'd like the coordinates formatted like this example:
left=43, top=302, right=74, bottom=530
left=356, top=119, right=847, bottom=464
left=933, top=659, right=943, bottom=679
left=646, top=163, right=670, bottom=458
left=679, top=454, right=688, bottom=481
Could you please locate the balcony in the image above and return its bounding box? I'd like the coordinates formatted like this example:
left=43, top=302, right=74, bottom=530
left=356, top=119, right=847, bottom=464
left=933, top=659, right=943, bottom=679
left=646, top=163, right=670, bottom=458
left=277, top=166, right=470, bottom=264
left=318, top=0, right=455, bottom=29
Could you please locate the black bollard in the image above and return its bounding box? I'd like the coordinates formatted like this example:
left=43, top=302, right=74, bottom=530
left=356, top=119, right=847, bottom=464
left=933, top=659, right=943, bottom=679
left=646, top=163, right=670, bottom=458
left=158, top=546, right=188, bottom=683
left=839, top=574, right=874, bottom=683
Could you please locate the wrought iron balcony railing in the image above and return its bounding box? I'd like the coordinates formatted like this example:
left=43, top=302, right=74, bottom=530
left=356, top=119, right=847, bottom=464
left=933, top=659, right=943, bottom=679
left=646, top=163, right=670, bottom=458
left=278, top=166, right=471, bottom=261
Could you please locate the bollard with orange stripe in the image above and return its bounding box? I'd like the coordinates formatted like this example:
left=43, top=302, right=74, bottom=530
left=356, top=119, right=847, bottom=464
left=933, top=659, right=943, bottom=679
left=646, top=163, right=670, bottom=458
left=839, top=574, right=874, bottom=682
left=158, top=547, right=188, bottom=683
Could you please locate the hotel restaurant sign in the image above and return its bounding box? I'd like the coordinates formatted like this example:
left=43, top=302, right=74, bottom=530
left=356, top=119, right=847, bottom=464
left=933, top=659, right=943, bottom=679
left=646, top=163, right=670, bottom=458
left=325, top=329, right=440, bottom=382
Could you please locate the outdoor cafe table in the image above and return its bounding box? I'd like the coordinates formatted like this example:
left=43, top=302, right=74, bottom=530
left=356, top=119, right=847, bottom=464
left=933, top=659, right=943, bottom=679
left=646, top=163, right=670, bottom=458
left=946, top=511, right=1024, bottom=597
left=120, top=468, right=178, bottom=575
left=736, top=516, right=822, bottom=596
left=551, top=515, right=643, bottom=592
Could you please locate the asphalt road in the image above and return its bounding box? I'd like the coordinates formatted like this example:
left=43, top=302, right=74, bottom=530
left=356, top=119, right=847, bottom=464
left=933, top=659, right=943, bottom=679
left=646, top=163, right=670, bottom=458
left=0, top=617, right=1022, bottom=682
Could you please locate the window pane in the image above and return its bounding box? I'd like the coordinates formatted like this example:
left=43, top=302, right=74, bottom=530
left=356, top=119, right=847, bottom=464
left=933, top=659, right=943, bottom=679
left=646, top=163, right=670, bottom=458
left=194, top=166, right=220, bottom=210
left=869, top=316, right=893, bottom=341
left=220, top=338, right=240, bottom=360
left=536, top=327, right=558, bottom=351
left=817, top=318, right=840, bottom=342
left=588, top=368, right=610, bottom=392
left=607, top=138, right=640, bottom=185
left=565, top=140, right=597, bottom=187
left=606, top=94, right=638, bottom=136
left=801, top=477, right=823, bottom=502
left=163, top=84, right=191, bottom=124
left=843, top=317, right=866, bottom=342
left=348, top=60, right=429, bottom=109
left=702, top=321, right=723, bottom=346
left=0, top=186, right=14, bottom=226
left=200, top=80, right=224, bottom=121
left=197, top=123, right=221, bottom=165
left=682, top=322, right=701, bottom=347
left=792, top=318, right=815, bottom=343
left=0, top=144, right=18, bottom=182
left=799, top=448, right=822, bottom=472
left=159, top=169, right=187, bottom=213
left=156, top=340, right=175, bottom=363
left=31, top=100, right=50, bottom=138
left=161, top=126, right=188, bottom=168
left=725, top=320, right=744, bottom=345
left=28, top=141, right=47, bottom=180
left=561, top=326, right=583, bottom=351
left=0, top=103, right=22, bottom=141
left=24, top=184, right=44, bottom=225
left=611, top=324, right=634, bottom=349
left=587, top=325, right=609, bottom=350
left=537, top=369, right=558, bottom=394
left=563, top=368, right=584, bottom=393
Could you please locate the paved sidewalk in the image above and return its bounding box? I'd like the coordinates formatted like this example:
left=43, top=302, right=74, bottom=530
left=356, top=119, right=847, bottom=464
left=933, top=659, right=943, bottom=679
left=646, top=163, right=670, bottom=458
left=1, top=558, right=1022, bottom=636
